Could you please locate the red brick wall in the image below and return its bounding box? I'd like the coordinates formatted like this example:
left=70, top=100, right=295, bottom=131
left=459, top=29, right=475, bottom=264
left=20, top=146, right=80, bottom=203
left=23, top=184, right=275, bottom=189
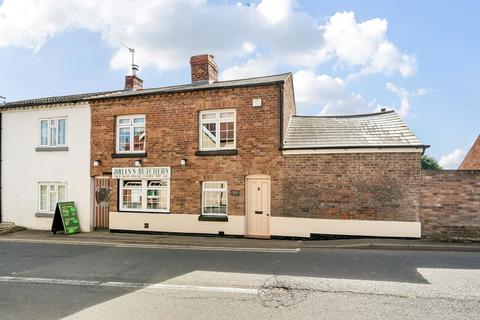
left=91, top=84, right=284, bottom=216
left=282, top=153, right=422, bottom=222
left=421, top=170, right=480, bottom=240
left=282, top=74, right=296, bottom=144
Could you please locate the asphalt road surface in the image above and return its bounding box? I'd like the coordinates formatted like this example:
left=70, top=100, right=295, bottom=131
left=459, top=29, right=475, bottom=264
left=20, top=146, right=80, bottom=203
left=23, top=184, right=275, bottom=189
left=0, top=241, right=479, bottom=319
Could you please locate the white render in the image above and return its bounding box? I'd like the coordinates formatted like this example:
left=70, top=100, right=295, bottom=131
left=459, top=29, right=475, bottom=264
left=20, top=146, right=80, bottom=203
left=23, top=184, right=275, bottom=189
left=1, top=103, right=92, bottom=231
left=109, top=212, right=420, bottom=238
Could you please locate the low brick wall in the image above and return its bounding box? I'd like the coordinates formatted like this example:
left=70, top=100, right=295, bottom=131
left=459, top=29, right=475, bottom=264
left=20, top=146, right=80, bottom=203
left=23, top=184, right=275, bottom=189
left=421, top=170, right=480, bottom=240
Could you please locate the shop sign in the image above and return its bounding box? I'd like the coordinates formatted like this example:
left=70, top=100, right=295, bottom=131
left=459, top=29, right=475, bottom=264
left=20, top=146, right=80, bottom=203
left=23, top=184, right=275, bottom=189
left=112, top=167, right=171, bottom=179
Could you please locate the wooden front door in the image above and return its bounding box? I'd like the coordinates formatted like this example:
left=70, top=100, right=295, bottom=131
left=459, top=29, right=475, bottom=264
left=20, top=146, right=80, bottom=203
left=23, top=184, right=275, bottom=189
left=93, top=176, right=110, bottom=229
left=245, top=175, right=271, bottom=238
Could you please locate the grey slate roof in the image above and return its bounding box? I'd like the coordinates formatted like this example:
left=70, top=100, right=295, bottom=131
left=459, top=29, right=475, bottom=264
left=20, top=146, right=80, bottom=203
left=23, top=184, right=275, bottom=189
left=1, top=73, right=291, bottom=107
left=284, top=110, right=426, bottom=149
left=1, top=91, right=120, bottom=108
left=87, top=73, right=291, bottom=100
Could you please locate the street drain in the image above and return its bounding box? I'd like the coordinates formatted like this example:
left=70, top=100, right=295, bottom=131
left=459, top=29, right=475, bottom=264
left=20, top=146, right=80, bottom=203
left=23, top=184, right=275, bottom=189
left=257, top=276, right=309, bottom=308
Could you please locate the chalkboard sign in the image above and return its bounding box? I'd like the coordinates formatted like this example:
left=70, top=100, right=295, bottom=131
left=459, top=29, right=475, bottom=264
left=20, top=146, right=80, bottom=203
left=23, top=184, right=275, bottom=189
left=51, top=201, right=80, bottom=235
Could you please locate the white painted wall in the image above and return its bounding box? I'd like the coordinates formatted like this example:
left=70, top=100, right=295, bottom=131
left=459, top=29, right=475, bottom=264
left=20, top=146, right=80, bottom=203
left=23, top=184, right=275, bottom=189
left=109, top=212, right=245, bottom=235
left=109, top=212, right=420, bottom=238
left=1, top=104, right=92, bottom=231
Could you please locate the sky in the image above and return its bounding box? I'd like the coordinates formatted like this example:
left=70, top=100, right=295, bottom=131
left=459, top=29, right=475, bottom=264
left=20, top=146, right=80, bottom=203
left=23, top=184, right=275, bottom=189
left=0, top=0, right=478, bottom=168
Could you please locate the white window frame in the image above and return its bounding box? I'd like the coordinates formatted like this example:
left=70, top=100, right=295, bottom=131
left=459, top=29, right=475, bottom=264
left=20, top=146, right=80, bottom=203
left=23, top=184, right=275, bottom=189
left=199, top=110, right=236, bottom=151
left=119, top=179, right=170, bottom=213
left=116, top=115, right=146, bottom=153
left=202, top=181, right=228, bottom=216
left=38, top=182, right=67, bottom=213
left=38, top=117, right=68, bottom=147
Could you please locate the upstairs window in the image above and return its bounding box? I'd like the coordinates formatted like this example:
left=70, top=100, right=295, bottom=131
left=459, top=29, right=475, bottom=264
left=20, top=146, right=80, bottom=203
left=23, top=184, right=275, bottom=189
left=39, top=118, right=67, bottom=147
left=116, top=115, right=146, bottom=153
left=199, top=110, right=236, bottom=151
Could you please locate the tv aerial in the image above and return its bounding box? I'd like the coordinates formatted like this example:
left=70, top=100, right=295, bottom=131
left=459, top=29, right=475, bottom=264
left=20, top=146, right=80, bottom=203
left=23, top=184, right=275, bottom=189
left=121, top=43, right=139, bottom=75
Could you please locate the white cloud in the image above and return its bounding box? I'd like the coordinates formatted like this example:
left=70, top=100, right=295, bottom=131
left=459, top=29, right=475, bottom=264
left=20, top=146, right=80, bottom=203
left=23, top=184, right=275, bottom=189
left=221, top=56, right=278, bottom=80
left=0, top=1, right=423, bottom=113
left=257, top=0, right=293, bottom=25
left=323, top=12, right=416, bottom=77
left=293, top=70, right=374, bottom=115
left=386, top=82, right=430, bottom=117
left=439, top=149, right=466, bottom=169
left=0, top=1, right=415, bottom=79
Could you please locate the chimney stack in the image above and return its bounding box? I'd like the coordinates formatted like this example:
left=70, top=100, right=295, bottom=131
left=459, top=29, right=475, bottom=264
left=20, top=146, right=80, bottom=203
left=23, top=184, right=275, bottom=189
left=190, top=54, right=218, bottom=84
left=124, top=74, right=143, bottom=91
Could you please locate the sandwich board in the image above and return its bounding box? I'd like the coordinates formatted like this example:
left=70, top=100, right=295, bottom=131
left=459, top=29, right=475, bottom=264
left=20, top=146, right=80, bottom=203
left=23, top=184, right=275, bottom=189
left=51, top=201, right=80, bottom=235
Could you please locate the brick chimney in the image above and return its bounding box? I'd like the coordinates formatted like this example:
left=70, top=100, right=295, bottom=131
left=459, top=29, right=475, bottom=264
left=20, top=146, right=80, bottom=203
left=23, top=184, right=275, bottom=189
left=125, top=75, right=143, bottom=91
left=124, top=64, right=143, bottom=91
left=190, top=54, right=218, bottom=84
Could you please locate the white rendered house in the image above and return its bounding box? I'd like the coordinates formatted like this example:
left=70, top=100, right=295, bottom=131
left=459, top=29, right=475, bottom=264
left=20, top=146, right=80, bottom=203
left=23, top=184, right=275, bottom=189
left=0, top=92, right=113, bottom=231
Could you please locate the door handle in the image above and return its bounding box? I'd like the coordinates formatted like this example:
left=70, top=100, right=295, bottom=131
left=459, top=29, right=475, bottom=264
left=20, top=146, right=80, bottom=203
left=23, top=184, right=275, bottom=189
left=255, top=211, right=263, bottom=214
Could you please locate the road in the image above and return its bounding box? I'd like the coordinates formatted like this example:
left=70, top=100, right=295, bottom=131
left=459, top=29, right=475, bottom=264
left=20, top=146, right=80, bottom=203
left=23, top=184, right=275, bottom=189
left=0, top=241, right=479, bottom=319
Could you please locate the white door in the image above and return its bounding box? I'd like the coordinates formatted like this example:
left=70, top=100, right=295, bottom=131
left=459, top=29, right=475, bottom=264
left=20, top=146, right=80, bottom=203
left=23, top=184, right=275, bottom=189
left=245, top=175, right=271, bottom=238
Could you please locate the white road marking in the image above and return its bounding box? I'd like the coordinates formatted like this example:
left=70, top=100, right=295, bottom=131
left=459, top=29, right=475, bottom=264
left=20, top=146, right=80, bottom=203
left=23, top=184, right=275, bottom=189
left=0, top=276, right=258, bottom=294
left=0, top=238, right=300, bottom=253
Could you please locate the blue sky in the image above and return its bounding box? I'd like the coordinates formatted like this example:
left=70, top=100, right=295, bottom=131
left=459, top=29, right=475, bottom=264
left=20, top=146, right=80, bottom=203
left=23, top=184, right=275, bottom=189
left=0, top=0, right=478, bottom=168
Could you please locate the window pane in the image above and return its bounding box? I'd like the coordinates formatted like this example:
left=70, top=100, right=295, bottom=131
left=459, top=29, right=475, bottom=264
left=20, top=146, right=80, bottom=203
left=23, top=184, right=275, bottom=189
left=219, top=121, right=234, bottom=148
left=148, top=180, right=167, bottom=187
left=50, top=127, right=57, bottom=146
left=40, top=185, right=48, bottom=211
left=118, top=118, right=130, bottom=125
left=122, top=188, right=142, bottom=209
left=58, top=185, right=66, bottom=202
left=133, top=117, right=145, bottom=124
left=203, top=190, right=227, bottom=214
left=118, top=127, right=131, bottom=151
left=201, top=113, right=216, bottom=120
left=40, top=120, right=49, bottom=146
left=49, top=186, right=57, bottom=212
left=124, top=181, right=142, bottom=187
left=58, top=119, right=66, bottom=145
left=219, top=112, right=234, bottom=119
left=204, top=182, right=226, bottom=190
left=133, top=127, right=145, bottom=151
left=201, top=123, right=216, bottom=148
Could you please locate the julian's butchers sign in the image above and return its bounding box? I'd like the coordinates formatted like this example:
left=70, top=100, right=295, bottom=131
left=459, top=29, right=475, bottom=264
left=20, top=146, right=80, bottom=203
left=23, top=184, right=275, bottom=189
left=112, top=167, right=171, bottom=179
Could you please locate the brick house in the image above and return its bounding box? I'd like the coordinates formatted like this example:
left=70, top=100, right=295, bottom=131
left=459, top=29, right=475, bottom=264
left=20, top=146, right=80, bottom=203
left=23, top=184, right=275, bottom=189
left=459, top=135, right=480, bottom=170
left=88, top=54, right=427, bottom=238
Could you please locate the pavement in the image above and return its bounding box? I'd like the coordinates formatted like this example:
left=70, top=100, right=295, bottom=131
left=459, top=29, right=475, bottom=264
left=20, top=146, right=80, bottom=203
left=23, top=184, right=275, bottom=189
left=1, top=228, right=480, bottom=252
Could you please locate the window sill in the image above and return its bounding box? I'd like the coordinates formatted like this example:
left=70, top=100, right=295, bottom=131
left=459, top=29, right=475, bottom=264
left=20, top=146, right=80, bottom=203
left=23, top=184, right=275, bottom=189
left=35, top=212, right=54, bottom=218
left=35, top=147, right=69, bottom=152
left=118, top=210, right=170, bottom=214
left=195, top=150, right=237, bottom=156
left=198, top=215, right=228, bottom=222
left=111, top=152, right=147, bottom=158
